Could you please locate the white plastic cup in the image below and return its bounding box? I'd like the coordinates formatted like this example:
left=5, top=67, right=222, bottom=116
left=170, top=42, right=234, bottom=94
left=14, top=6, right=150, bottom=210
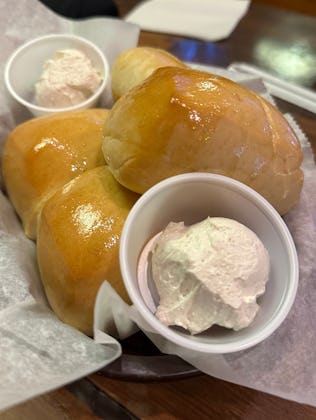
left=4, top=33, right=109, bottom=117
left=120, top=173, right=299, bottom=354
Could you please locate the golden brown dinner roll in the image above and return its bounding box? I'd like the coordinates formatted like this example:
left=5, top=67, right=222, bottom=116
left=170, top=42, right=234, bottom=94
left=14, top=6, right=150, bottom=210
left=111, top=46, right=187, bottom=101
left=2, top=108, right=109, bottom=239
left=103, top=67, right=303, bottom=215
left=37, top=166, right=139, bottom=336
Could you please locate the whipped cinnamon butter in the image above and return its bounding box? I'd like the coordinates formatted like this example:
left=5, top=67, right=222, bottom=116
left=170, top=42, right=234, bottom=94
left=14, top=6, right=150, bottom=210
left=35, top=48, right=102, bottom=108
left=151, top=217, right=270, bottom=334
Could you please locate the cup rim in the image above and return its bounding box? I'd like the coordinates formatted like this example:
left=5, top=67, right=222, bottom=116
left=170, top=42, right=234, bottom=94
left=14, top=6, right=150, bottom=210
left=120, top=173, right=299, bottom=353
left=4, top=33, right=109, bottom=114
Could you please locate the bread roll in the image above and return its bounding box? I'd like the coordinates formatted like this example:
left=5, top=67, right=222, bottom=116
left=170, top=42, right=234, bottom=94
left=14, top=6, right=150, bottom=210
left=37, top=166, right=139, bottom=336
left=2, top=108, right=108, bottom=239
left=111, top=47, right=187, bottom=101
left=103, top=67, right=303, bottom=215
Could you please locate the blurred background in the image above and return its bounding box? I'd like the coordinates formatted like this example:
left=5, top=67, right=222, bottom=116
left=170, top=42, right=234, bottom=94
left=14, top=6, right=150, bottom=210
left=39, top=0, right=316, bottom=18
left=253, top=0, right=316, bottom=15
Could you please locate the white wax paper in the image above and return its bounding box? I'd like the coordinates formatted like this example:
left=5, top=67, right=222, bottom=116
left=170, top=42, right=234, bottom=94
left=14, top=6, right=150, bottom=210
left=94, top=72, right=316, bottom=408
left=0, top=0, right=140, bottom=412
left=1, top=0, right=316, bottom=412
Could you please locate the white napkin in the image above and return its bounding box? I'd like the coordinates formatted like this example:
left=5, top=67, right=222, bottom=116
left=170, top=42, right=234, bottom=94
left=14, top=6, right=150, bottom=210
left=125, top=0, right=251, bottom=41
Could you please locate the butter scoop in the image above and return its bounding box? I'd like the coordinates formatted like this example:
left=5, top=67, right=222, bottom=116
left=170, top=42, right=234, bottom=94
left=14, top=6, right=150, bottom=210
left=34, top=48, right=103, bottom=108
left=147, top=217, right=270, bottom=334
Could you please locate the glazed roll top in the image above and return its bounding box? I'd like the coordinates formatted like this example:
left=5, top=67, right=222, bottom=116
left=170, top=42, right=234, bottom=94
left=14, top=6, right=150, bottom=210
left=2, top=108, right=109, bottom=239
left=37, top=166, right=139, bottom=336
left=103, top=67, right=303, bottom=215
left=111, top=46, right=187, bottom=101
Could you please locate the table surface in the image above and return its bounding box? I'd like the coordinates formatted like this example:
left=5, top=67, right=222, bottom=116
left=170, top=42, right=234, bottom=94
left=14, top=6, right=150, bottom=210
left=1, top=1, right=316, bottom=419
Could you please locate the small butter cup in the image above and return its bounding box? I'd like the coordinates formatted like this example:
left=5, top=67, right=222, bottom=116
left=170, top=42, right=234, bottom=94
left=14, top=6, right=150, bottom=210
left=4, top=33, right=109, bottom=117
left=120, top=173, right=299, bottom=354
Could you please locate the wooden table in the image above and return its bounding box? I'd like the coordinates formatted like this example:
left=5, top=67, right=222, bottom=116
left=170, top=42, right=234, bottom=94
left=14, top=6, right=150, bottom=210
left=1, top=2, right=316, bottom=419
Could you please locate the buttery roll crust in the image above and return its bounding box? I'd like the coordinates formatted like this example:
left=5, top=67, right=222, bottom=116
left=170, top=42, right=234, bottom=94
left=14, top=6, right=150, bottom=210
left=37, top=166, right=139, bottom=336
left=103, top=67, right=303, bottom=215
left=111, top=46, right=187, bottom=101
left=2, top=108, right=109, bottom=239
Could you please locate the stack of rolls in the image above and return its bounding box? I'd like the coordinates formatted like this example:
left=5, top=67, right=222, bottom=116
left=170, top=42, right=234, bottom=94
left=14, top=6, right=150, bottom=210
left=2, top=109, right=139, bottom=336
left=2, top=109, right=109, bottom=240
left=1, top=46, right=303, bottom=336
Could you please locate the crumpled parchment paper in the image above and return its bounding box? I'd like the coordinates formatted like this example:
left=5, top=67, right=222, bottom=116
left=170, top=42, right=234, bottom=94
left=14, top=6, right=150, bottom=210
left=94, top=71, right=316, bottom=408
left=0, top=0, right=139, bottom=412
left=1, top=0, right=316, bottom=412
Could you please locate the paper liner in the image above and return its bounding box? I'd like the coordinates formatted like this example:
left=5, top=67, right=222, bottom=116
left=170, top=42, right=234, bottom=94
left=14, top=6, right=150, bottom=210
left=1, top=0, right=316, bottom=410
left=94, top=69, right=316, bottom=407
left=0, top=0, right=139, bottom=411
